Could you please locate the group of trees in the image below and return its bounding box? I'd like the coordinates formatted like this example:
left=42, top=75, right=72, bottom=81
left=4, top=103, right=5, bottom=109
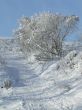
left=15, top=12, right=79, bottom=61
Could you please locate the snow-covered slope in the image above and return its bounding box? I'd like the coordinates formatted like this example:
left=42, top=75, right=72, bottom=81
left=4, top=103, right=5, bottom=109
left=0, top=40, right=82, bottom=110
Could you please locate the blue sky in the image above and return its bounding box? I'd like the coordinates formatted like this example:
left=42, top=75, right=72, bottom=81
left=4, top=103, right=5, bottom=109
left=0, top=0, right=82, bottom=39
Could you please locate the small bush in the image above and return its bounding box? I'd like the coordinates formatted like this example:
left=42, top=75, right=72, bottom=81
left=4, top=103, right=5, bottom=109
left=3, top=80, right=12, bottom=89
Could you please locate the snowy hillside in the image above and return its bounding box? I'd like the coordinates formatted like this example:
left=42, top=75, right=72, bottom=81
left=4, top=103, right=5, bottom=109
left=0, top=39, right=82, bottom=110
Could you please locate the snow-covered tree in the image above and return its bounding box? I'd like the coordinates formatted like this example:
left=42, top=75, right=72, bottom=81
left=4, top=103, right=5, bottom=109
left=15, top=12, right=79, bottom=61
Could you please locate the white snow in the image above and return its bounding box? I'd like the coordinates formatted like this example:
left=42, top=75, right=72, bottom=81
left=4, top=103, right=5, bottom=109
left=0, top=40, right=82, bottom=110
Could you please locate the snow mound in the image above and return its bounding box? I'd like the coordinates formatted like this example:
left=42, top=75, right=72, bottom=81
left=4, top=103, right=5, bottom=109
left=41, top=50, right=82, bottom=80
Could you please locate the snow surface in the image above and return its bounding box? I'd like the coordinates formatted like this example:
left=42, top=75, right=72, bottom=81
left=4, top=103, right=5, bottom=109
left=0, top=41, right=82, bottom=110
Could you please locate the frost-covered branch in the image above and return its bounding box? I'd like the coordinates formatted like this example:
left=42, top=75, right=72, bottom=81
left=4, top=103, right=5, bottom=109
left=15, top=12, right=79, bottom=61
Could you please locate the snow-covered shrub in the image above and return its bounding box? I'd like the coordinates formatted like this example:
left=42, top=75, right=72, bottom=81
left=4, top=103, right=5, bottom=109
left=15, top=12, right=79, bottom=61
left=53, top=50, right=78, bottom=75
left=65, top=50, right=78, bottom=69
left=65, top=50, right=77, bottom=61
left=3, top=80, right=12, bottom=89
